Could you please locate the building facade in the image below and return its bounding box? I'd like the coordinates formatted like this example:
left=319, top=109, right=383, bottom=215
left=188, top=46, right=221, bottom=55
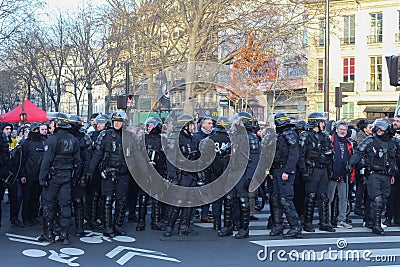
left=307, top=0, right=400, bottom=121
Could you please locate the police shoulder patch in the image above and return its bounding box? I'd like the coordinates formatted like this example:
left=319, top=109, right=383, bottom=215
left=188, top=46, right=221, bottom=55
left=44, top=145, right=48, bottom=151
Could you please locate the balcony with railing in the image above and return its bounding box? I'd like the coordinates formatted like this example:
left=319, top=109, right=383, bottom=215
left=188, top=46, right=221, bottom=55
left=366, top=81, right=382, bottom=91
left=340, top=37, right=355, bottom=46
left=367, top=34, right=382, bottom=44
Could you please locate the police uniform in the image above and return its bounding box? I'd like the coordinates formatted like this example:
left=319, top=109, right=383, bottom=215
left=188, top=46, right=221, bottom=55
left=218, top=112, right=260, bottom=239
left=136, top=117, right=167, bottom=231
left=87, top=111, right=129, bottom=237
left=38, top=113, right=81, bottom=244
left=68, top=115, right=92, bottom=237
left=209, top=117, right=231, bottom=230
left=87, top=124, right=105, bottom=229
left=298, top=112, right=335, bottom=233
left=349, top=118, right=400, bottom=235
left=270, top=113, right=302, bottom=238
left=164, top=115, right=199, bottom=237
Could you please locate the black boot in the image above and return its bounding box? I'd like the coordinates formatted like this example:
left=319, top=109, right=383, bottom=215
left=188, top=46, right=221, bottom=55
left=269, top=196, right=283, bottom=236
left=383, top=212, right=392, bottom=227
left=235, top=197, right=249, bottom=239
left=372, top=196, right=384, bottom=235
left=59, top=232, right=70, bottom=245
left=393, top=216, right=400, bottom=226
left=103, top=196, right=114, bottom=237
left=136, top=195, right=148, bottom=231
left=281, top=197, right=302, bottom=238
left=73, top=198, right=84, bottom=237
left=38, top=206, right=55, bottom=243
left=218, top=195, right=233, bottom=237
left=318, top=193, right=335, bottom=232
left=303, top=193, right=316, bottom=232
left=90, top=194, right=102, bottom=230
left=164, top=206, right=180, bottom=237
left=151, top=199, right=165, bottom=231
left=178, top=208, right=198, bottom=236
left=114, top=199, right=127, bottom=236
left=331, top=193, right=339, bottom=226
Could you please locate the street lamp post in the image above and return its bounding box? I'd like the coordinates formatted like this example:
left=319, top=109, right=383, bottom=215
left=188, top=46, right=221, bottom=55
left=86, top=81, right=93, bottom=119
left=324, top=0, right=330, bottom=116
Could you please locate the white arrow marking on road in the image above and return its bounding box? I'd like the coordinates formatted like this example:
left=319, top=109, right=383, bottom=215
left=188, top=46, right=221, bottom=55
left=6, top=233, right=50, bottom=246
left=116, top=251, right=181, bottom=265
left=106, top=246, right=181, bottom=265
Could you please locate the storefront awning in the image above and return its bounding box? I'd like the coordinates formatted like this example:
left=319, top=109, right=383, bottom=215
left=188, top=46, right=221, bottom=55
left=363, top=106, right=396, bottom=113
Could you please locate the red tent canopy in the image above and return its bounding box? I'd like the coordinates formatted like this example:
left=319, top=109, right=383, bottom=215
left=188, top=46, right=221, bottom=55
left=0, top=100, right=49, bottom=122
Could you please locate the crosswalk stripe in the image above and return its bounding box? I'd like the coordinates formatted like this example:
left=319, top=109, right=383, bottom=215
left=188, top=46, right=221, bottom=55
left=195, top=219, right=367, bottom=228
left=251, top=235, right=400, bottom=247
left=249, top=226, right=400, bottom=236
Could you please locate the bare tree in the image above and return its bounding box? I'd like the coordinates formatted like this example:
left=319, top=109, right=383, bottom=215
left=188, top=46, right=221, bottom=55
left=0, top=0, right=42, bottom=43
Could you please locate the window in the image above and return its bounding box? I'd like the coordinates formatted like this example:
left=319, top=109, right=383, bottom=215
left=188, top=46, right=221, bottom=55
left=369, top=13, right=383, bottom=43
left=343, top=58, right=355, bottom=82
left=343, top=15, right=355, bottom=45
left=317, top=59, right=324, bottom=91
left=369, top=56, right=382, bottom=91
left=342, top=103, right=354, bottom=120
left=319, top=20, right=325, bottom=46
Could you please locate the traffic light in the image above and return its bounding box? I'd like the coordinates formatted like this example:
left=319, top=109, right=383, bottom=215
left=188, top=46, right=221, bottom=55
left=385, top=55, right=400, bottom=86
left=335, top=87, right=348, bottom=108
left=117, top=94, right=139, bottom=110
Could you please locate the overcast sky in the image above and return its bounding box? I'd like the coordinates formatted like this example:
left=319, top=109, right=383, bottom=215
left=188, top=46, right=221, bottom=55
left=43, top=0, right=108, bottom=12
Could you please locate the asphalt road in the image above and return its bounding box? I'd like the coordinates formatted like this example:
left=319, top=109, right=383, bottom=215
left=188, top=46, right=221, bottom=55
left=1, top=201, right=400, bottom=267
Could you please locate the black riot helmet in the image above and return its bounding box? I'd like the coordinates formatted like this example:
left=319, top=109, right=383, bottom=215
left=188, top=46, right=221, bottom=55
left=216, top=116, right=229, bottom=128
left=145, top=117, right=162, bottom=133
left=177, top=114, right=194, bottom=126
left=237, top=111, right=254, bottom=130
left=177, top=114, right=194, bottom=133
left=295, top=120, right=307, bottom=132
left=95, top=114, right=110, bottom=125
left=68, top=114, right=83, bottom=129
left=111, top=111, right=126, bottom=122
left=54, top=112, right=71, bottom=129
left=274, top=112, right=292, bottom=128
left=307, top=112, right=327, bottom=129
left=372, top=118, right=391, bottom=133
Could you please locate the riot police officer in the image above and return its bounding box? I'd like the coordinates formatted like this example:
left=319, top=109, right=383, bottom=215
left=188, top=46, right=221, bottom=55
left=218, top=111, right=260, bottom=239
left=298, top=112, right=335, bottom=233
left=164, top=114, right=199, bottom=237
left=209, top=116, right=231, bottom=230
left=68, top=115, right=92, bottom=237
left=269, top=113, right=302, bottom=238
left=193, top=117, right=215, bottom=222
left=87, top=111, right=130, bottom=237
left=38, top=113, right=81, bottom=245
left=349, top=118, right=400, bottom=235
left=87, top=114, right=109, bottom=230
left=136, top=117, right=167, bottom=231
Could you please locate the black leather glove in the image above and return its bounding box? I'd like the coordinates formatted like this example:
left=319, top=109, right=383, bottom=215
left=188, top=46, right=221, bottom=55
left=80, top=174, right=90, bottom=187
left=302, top=170, right=310, bottom=183
left=346, top=164, right=352, bottom=173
